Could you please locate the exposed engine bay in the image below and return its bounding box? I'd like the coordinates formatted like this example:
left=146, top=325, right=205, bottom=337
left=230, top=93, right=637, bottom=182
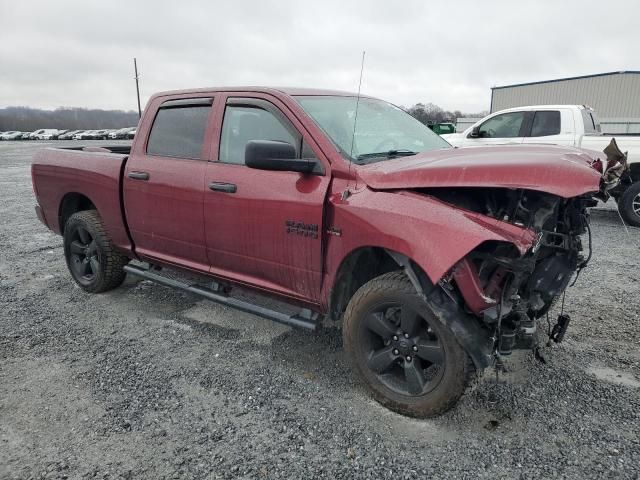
left=422, top=187, right=597, bottom=356
left=416, top=140, right=630, bottom=358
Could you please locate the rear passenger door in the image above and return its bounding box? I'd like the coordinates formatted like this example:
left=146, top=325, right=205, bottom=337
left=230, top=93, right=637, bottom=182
left=203, top=95, right=330, bottom=303
left=522, top=110, right=573, bottom=146
left=124, top=97, right=215, bottom=271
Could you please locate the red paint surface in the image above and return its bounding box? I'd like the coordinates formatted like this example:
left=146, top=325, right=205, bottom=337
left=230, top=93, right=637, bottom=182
left=358, top=144, right=602, bottom=199
left=31, top=87, right=603, bottom=313
left=451, top=258, right=497, bottom=315
left=31, top=149, right=131, bottom=251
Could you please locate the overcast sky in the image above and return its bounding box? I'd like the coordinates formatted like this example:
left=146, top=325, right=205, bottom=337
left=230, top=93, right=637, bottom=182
left=1, top=0, right=638, bottom=113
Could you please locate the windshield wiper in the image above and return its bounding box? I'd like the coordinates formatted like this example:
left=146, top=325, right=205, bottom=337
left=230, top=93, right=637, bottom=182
left=356, top=149, right=417, bottom=161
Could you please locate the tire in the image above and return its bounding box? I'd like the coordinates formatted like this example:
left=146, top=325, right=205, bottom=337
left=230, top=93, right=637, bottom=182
left=63, top=210, right=129, bottom=293
left=618, top=181, right=640, bottom=227
left=343, top=271, right=473, bottom=418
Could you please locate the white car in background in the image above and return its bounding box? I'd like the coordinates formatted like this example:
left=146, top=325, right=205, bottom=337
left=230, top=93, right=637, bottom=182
left=0, top=131, right=24, bottom=140
left=108, top=127, right=136, bottom=139
left=74, top=130, right=95, bottom=140
left=29, top=129, right=46, bottom=139
left=30, top=129, right=60, bottom=140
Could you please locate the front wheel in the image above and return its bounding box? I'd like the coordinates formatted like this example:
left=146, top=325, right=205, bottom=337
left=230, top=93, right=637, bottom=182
left=343, top=271, right=473, bottom=418
left=63, top=210, right=129, bottom=293
left=618, top=181, right=640, bottom=227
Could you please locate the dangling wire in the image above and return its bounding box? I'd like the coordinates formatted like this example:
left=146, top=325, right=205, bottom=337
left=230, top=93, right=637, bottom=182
left=570, top=214, right=592, bottom=287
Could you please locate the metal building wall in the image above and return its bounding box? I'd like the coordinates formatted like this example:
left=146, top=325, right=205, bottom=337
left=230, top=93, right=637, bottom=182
left=491, top=72, right=640, bottom=118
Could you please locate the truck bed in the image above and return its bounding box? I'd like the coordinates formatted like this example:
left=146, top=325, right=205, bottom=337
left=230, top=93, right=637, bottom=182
left=31, top=146, right=132, bottom=252
left=581, top=135, right=640, bottom=163
left=58, top=145, right=132, bottom=155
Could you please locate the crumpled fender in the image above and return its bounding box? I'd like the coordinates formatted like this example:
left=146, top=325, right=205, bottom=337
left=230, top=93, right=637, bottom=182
left=322, top=187, right=537, bottom=304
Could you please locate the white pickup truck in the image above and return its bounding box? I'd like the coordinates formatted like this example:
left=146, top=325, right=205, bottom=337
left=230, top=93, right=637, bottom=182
left=442, top=105, right=640, bottom=225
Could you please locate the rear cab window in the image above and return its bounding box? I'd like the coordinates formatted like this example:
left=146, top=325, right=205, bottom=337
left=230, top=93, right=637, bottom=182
left=146, top=98, right=213, bottom=159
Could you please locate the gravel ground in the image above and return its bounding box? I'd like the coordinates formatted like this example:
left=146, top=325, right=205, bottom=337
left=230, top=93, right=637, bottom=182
left=1, top=141, right=639, bottom=479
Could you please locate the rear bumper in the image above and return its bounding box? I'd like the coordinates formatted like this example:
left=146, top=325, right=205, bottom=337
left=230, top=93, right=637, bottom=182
left=35, top=204, right=48, bottom=228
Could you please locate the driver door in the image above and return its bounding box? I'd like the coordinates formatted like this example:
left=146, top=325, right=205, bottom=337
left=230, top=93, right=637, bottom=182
left=463, top=111, right=528, bottom=146
left=203, top=95, right=330, bottom=303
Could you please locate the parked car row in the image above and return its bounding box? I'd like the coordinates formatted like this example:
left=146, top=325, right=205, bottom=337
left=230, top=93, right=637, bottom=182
left=0, top=127, right=136, bottom=141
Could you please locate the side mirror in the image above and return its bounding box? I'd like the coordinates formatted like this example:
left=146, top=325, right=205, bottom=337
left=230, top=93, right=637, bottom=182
left=245, top=140, right=317, bottom=174
left=469, top=126, right=480, bottom=138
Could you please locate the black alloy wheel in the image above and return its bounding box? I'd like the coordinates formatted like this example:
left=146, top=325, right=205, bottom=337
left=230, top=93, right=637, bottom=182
left=63, top=210, right=128, bottom=293
left=343, top=271, right=473, bottom=417
left=361, top=302, right=445, bottom=396
left=68, top=225, right=100, bottom=286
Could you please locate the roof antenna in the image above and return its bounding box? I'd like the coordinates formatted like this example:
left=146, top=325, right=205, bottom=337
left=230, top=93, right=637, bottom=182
left=343, top=50, right=365, bottom=200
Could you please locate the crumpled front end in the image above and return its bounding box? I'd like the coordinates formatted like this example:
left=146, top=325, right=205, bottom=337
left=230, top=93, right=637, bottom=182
left=416, top=140, right=628, bottom=357
left=427, top=187, right=596, bottom=356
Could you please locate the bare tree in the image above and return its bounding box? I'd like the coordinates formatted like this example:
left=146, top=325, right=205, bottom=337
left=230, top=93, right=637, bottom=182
left=405, top=103, right=490, bottom=125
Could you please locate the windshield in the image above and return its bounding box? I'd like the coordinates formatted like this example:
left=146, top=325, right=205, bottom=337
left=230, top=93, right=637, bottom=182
left=295, top=95, right=451, bottom=163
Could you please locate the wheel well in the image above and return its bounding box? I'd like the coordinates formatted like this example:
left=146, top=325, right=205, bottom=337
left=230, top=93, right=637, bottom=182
left=629, top=162, right=640, bottom=181
left=59, top=193, right=96, bottom=233
left=328, top=247, right=401, bottom=320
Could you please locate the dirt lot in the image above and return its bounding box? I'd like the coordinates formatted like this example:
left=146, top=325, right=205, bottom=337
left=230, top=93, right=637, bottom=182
left=1, top=141, right=639, bottom=479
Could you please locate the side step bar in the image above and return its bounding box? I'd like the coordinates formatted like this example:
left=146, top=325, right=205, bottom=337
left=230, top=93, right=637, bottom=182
left=123, top=264, right=317, bottom=330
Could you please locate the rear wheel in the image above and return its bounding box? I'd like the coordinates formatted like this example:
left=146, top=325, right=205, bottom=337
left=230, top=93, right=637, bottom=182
left=618, top=181, right=640, bottom=227
left=63, top=210, right=128, bottom=293
left=343, top=271, right=472, bottom=418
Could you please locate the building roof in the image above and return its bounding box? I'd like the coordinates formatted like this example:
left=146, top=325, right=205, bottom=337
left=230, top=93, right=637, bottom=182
left=492, top=71, right=640, bottom=90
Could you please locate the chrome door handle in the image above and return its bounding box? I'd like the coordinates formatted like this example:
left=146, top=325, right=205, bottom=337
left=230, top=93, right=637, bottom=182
left=208, top=182, right=237, bottom=193
left=128, top=171, right=149, bottom=181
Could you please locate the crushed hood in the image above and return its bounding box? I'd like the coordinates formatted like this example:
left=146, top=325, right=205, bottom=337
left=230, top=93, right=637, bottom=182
left=357, top=144, right=603, bottom=198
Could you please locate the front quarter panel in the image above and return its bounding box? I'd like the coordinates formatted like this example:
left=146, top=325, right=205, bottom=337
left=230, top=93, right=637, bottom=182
left=322, top=186, right=537, bottom=307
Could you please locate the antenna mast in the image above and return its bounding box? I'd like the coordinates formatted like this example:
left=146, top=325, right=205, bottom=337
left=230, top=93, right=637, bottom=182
left=134, top=58, right=142, bottom=118
left=345, top=51, right=365, bottom=197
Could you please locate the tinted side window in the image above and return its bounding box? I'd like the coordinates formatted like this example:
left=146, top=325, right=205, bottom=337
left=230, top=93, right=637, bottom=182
left=478, top=112, right=525, bottom=138
left=219, top=106, right=298, bottom=165
left=147, top=104, right=211, bottom=159
left=530, top=111, right=561, bottom=137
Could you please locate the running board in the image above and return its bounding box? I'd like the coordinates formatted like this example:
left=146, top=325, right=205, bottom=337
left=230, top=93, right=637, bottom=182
left=123, top=264, right=317, bottom=330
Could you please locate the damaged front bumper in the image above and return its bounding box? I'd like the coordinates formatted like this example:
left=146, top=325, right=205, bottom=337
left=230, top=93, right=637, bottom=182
left=441, top=192, right=598, bottom=357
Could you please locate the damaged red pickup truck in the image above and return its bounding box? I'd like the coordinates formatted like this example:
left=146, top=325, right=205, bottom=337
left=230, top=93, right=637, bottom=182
left=32, top=87, right=618, bottom=417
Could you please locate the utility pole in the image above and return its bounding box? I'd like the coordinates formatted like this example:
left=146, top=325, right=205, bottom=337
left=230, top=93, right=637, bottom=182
left=134, top=58, right=142, bottom=118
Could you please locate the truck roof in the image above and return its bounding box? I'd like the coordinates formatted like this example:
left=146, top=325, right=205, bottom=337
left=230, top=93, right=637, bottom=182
left=493, top=105, right=594, bottom=113
left=151, top=86, right=366, bottom=99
